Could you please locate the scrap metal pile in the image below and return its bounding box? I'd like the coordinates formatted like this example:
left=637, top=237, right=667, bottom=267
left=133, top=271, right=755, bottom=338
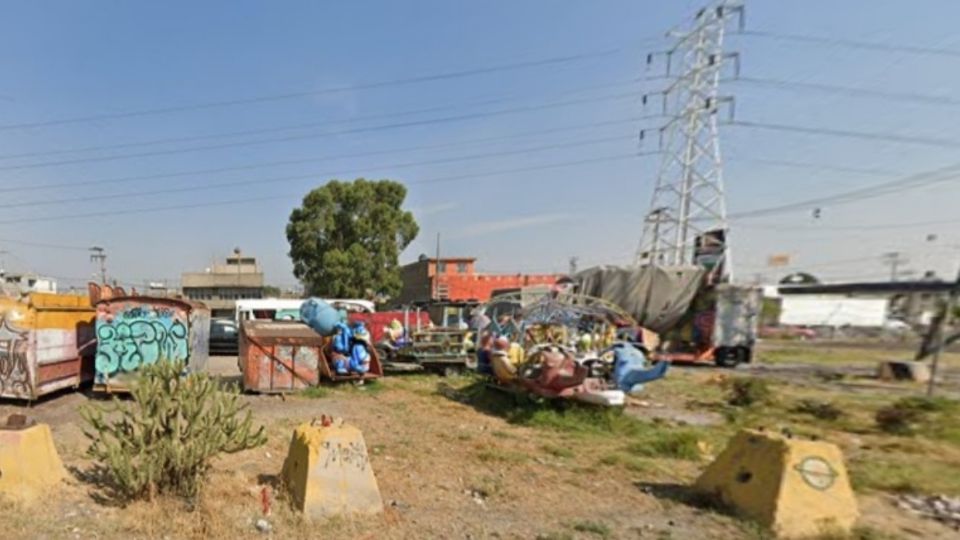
left=476, top=291, right=668, bottom=407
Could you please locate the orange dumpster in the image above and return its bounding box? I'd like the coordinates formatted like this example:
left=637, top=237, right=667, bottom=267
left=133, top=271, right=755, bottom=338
left=239, top=320, right=382, bottom=392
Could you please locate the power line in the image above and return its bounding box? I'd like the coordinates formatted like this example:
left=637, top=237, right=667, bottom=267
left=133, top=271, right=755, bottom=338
left=740, top=29, right=960, bottom=59
left=0, top=133, right=636, bottom=210
left=0, top=48, right=623, bottom=131
left=736, top=217, right=960, bottom=232
left=0, top=116, right=647, bottom=194
left=0, top=79, right=638, bottom=161
left=727, top=160, right=960, bottom=220
left=0, top=90, right=644, bottom=171
left=0, top=152, right=643, bottom=225
left=731, top=120, right=960, bottom=150
left=0, top=237, right=92, bottom=251
left=727, top=156, right=902, bottom=178
left=734, top=76, right=960, bottom=107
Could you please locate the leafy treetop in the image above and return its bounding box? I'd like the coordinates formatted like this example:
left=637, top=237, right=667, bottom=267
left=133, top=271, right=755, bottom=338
left=286, top=179, right=418, bottom=299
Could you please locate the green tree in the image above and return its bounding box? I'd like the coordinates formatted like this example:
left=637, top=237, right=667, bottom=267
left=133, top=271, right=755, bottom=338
left=262, top=285, right=282, bottom=297
left=286, top=179, right=418, bottom=299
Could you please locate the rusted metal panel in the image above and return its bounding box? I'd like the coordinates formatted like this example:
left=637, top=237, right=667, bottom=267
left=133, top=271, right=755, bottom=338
left=93, top=296, right=210, bottom=393
left=240, top=321, right=381, bottom=392
left=241, top=321, right=322, bottom=393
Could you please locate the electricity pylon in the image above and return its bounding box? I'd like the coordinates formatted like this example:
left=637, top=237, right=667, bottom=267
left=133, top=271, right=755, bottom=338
left=635, top=2, right=743, bottom=281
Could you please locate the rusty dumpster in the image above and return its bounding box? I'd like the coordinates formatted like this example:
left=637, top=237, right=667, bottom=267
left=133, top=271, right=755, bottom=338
left=94, top=296, right=210, bottom=392
left=0, top=293, right=96, bottom=401
left=239, top=320, right=382, bottom=393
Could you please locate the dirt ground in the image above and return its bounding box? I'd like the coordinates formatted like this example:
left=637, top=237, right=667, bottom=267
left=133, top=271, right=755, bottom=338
left=1, top=343, right=959, bottom=539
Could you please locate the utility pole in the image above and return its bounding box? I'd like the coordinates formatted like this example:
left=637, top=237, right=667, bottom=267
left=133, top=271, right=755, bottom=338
left=568, top=256, right=579, bottom=276
left=89, top=246, right=107, bottom=284
left=636, top=1, right=743, bottom=282
left=928, top=261, right=960, bottom=396
left=882, top=251, right=908, bottom=282
left=433, top=232, right=441, bottom=301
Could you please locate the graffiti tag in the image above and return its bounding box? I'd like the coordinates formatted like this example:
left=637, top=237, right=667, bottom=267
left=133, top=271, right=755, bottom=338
left=321, top=440, right=370, bottom=471
left=0, top=318, right=31, bottom=396
left=96, top=308, right=189, bottom=380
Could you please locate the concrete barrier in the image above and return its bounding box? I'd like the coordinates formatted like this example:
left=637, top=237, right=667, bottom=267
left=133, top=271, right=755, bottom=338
left=877, top=361, right=931, bottom=383
left=695, top=429, right=858, bottom=538
left=0, top=415, right=65, bottom=503
left=281, top=417, right=383, bottom=520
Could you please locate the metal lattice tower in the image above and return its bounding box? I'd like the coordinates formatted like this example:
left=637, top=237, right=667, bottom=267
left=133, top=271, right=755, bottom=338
left=635, top=2, right=743, bottom=280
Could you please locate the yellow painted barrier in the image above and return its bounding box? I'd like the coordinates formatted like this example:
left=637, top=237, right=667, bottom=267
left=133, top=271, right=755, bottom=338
left=695, top=429, right=859, bottom=538
left=281, top=418, right=383, bottom=520
left=0, top=416, right=65, bottom=503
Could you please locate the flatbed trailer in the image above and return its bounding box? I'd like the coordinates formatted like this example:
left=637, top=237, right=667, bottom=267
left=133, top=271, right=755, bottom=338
left=385, top=328, right=476, bottom=375
left=651, top=284, right=761, bottom=367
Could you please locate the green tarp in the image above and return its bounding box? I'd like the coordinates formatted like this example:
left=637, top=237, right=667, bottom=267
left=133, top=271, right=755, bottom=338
left=574, top=265, right=705, bottom=333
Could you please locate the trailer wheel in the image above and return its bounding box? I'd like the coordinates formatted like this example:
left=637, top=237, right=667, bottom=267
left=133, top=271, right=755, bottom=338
left=442, top=365, right=463, bottom=378
left=715, top=346, right=747, bottom=368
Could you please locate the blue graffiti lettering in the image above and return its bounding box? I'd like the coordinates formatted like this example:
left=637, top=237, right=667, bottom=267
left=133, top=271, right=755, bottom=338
left=96, top=308, right=189, bottom=381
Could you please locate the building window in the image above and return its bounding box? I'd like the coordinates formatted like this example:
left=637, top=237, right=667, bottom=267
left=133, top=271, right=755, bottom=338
left=457, top=262, right=468, bottom=274
left=437, top=262, right=447, bottom=273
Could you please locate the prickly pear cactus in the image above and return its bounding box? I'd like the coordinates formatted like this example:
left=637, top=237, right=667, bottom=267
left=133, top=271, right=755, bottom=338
left=82, top=360, right=266, bottom=501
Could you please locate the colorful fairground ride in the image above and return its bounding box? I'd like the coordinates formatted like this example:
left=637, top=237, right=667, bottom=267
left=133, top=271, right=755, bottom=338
left=475, top=290, right=668, bottom=407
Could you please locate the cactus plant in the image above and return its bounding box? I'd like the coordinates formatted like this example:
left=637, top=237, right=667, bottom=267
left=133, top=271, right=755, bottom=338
left=82, top=360, right=266, bottom=501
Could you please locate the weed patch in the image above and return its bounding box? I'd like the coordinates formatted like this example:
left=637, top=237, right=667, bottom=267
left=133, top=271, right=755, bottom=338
left=299, top=386, right=329, bottom=399
left=792, top=399, right=845, bottom=421
left=850, top=453, right=960, bottom=495
left=541, top=444, right=575, bottom=459
left=570, top=520, right=612, bottom=538
left=625, top=430, right=704, bottom=461
left=727, top=378, right=772, bottom=407
left=875, top=396, right=958, bottom=435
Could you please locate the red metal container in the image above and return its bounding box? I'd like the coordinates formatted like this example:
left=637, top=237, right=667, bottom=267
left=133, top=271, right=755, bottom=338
left=347, top=310, right=432, bottom=344
left=239, top=320, right=381, bottom=393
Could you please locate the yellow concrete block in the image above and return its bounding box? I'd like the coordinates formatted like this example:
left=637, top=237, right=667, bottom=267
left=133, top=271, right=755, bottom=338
left=281, top=419, right=383, bottom=520
left=695, top=429, right=858, bottom=538
left=0, top=418, right=65, bottom=504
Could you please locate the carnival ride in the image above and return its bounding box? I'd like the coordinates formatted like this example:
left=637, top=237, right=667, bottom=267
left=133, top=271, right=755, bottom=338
left=477, top=292, right=668, bottom=407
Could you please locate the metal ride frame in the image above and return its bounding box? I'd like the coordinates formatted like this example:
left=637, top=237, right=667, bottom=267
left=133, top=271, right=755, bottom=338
left=484, top=291, right=638, bottom=350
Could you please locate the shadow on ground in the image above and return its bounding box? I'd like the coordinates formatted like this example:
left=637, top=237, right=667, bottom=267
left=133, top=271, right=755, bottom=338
left=69, top=464, right=133, bottom=507
left=635, top=481, right=737, bottom=517
left=434, top=378, right=641, bottom=435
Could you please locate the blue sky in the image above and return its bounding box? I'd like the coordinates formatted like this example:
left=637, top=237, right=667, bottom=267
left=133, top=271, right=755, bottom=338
left=1, top=0, right=960, bottom=290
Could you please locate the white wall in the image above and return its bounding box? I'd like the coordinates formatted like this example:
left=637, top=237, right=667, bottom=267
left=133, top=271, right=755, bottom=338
left=780, top=295, right=888, bottom=327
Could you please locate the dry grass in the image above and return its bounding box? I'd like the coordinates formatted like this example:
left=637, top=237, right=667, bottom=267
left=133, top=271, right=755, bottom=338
left=3, top=346, right=959, bottom=539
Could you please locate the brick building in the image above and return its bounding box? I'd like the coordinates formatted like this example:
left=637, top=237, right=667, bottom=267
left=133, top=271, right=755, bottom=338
left=396, top=256, right=561, bottom=305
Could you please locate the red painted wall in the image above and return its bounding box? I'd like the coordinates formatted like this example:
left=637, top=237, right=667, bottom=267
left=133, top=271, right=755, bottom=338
left=434, top=273, right=560, bottom=302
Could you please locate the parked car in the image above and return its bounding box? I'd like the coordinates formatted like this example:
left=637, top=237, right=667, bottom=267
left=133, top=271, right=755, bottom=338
left=209, top=318, right=239, bottom=356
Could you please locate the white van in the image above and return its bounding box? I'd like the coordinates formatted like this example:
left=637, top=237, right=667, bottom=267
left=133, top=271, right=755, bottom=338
left=234, top=298, right=375, bottom=323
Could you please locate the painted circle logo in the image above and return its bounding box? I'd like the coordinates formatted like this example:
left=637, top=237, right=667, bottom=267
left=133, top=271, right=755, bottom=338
left=794, top=456, right=838, bottom=491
